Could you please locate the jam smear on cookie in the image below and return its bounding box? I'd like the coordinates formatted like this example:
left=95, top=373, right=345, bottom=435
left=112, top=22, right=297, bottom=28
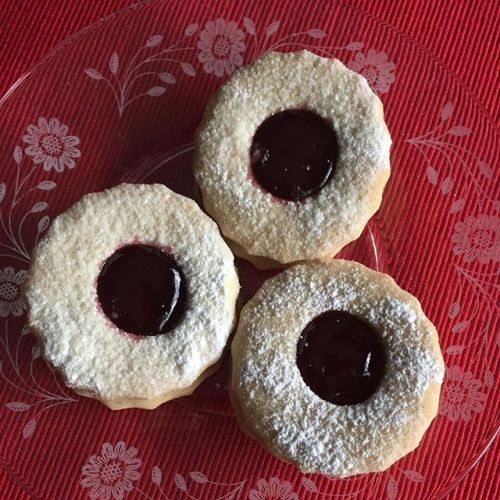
left=97, top=244, right=187, bottom=336
left=297, top=310, right=385, bottom=405
left=250, top=109, right=339, bottom=201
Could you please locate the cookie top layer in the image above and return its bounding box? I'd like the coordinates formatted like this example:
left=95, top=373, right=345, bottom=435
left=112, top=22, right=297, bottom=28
left=194, top=50, right=391, bottom=265
left=231, top=260, right=444, bottom=476
left=26, top=183, right=239, bottom=407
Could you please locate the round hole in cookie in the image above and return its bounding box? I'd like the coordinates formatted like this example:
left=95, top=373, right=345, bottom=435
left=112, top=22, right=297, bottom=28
left=97, top=244, right=187, bottom=336
left=249, top=109, right=339, bottom=202
left=296, top=310, right=385, bottom=405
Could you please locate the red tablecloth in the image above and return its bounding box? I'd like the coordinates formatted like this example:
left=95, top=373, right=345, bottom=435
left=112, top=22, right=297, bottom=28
left=0, top=1, right=498, bottom=498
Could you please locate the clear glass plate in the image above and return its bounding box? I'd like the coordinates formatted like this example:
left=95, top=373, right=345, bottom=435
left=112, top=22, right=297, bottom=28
left=0, top=0, right=497, bottom=498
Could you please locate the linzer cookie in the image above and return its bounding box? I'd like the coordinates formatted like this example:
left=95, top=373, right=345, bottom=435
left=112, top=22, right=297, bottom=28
left=194, top=50, right=391, bottom=268
left=25, top=183, right=239, bottom=410
left=230, top=260, right=444, bottom=476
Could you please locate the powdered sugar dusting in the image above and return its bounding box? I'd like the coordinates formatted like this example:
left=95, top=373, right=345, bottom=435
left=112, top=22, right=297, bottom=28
left=195, top=51, right=391, bottom=263
left=231, top=260, right=444, bottom=476
left=26, top=184, right=239, bottom=403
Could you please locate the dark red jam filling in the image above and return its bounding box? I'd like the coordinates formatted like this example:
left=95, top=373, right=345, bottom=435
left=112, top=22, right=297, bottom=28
left=250, top=109, right=339, bottom=201
left=97, top=244, right=187, bottom=336
left=296, top=310, right=385, bottom=405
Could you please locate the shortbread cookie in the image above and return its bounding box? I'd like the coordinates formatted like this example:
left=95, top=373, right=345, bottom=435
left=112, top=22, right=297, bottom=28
left=194, top=50, right=391, bottom=267
left=25, top=183, right=239, bottom=410
left=231, top=260, right=444, bottom=476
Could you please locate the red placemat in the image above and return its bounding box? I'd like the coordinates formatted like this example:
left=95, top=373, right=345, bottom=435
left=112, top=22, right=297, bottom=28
left=0, top=1, right=498, bottom=499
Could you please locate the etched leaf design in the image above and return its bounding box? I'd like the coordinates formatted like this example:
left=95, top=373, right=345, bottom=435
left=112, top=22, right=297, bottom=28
left=147, top=86, right=167, bottom=96
left=21, top=324, right=30, bottom=336
left=6, top=402, right=31, bottom=412
left=266, top=21, right=280, bottom=37
left=109, top=52, right=119, bottom=74
left=23, top=419, right=36, bottom=439
left=32, top=345, right=41, bottom=359
left=386, top=477, right=398, bottom=500
left=38, top=181, right=56, bottom=190
left=403, top=470, right=424, bottom=482
left=84, top=68, right=104, bottom=80
left=301, top=477, right=318, bottom=492
left=448, top=302, right=460, bottom=319
left=0, top=183, right=6, bottom=203
left=13, top=145, right=22, bottom=164
left=307, top=28, right=327, bottom=38
left=452, top=320, right=469, bottom=333
left=184, top=23, right=199, bottom=36
left=426, top=167, right=438, bottom=185
left=174, top=473, right=187, bottom=491
left=151, top=466, right=162, bottom=486
left=159, top=73, right=176, bottom=84
left=479, top=161, right=493, bottom=179
left=446, top=345, right=464, bottom=355
left=38, top=215, right=50, bottom=233
left=181, top=62, right=196, bottom=76
left=189, top=471, right=208, bottom=483
left=448, top=126, right=471, bottom=136
left=441, top=177, right=453, bottom=194
left=30, top=201, right=48, bottom=213
left=450, top=199, right=464, bottom=213
left=440, top=102, right=454, bottom=121
left=146, top=35, right=164, bottom=48
left=243, top=17, right=256, bottom=35
left=346, top=41, right=364, bottom=50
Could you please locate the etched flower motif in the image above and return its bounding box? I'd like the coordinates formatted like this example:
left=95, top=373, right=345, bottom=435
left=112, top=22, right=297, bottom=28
left=197, top=19, right=245, bottom=77
left=451, top=214, right=500, bottom=264
left=80, top=441, right=142, bottom=499
left=23, top=117, right=80, bottom=172
left=347, top=49, right=395, bottom=93
left=249, top=478, right=299, bottom=500
left=439, top=365, right=486, bottom=422
left=0, top=267, right=27, bottom=317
